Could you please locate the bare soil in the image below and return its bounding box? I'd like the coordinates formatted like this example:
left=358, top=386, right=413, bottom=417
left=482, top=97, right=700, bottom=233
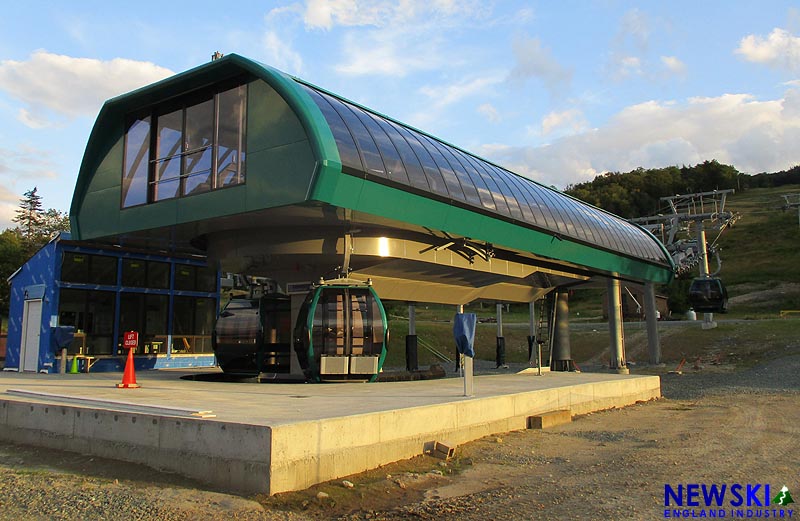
left=0, top=357, right=797, bottom=520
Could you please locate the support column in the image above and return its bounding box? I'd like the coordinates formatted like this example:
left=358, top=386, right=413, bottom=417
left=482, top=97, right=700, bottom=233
left=454, top=304, right=464, bottom=372
left=644, top=282, right=661, bottom=365
left=607, top=278, right=629, bottom=374
left=697, top=221, right=717, bottom=330
left=528, top=300, right=542, bottom=375
left=550, top=291, right=574, bottom=371
left=495, top=302, right=507, bottom=369
left=405, top=302, right=418, bottom=372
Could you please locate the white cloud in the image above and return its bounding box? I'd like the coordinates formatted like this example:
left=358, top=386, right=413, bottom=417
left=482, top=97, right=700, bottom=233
left=0, top=51, right=173, bottom=127
left=507, top=36, right=572, bottom=96
left=304, top=0, right=390, bottom=29
left=661, top=55, right=686, bottom=75
left=736, top=28, right=800, bottom=72
left=263, top=31, right=304, bottom=75
left=479, top=91, right=800, bottom=188
left=477, top=103, right=501, bottom=123
left=329, top=1, right=488, bottom=76
left=540, top=108, right=587, bottom=137
left=0, top=145, right=59, bottom=229
left=419, top=76, right=502, bottom=109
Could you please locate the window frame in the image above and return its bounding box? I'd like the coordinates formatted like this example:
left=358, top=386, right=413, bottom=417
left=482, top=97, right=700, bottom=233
left=121, top=76, right=249, bottom=209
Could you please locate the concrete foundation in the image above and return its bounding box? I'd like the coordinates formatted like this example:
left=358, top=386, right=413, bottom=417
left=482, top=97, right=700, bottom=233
left=0, top=369, right=660, bottom=495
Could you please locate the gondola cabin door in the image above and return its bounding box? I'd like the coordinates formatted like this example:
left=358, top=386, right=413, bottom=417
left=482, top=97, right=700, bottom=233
left=296, top=284, right=388, bottom=382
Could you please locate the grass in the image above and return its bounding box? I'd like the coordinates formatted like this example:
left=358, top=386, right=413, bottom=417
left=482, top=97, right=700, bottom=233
left=382, top=316, right=800, bottom=371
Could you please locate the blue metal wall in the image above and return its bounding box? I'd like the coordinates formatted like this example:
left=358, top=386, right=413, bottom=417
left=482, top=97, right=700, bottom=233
left=5, top=233, right=219, bottom=373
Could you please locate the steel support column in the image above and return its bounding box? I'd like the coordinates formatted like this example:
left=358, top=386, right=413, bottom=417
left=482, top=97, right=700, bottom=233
left=607, top=278, right=628, bottom=374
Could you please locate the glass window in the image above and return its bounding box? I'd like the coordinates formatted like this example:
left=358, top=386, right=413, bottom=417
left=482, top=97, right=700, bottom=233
left=174, top=264, right=196, bottom=291
left=172, top=296, right=215, bottom=354
left=61, top=253, right=89, bottom=283
left=121, top=259, right=147, bottom=287
left=61, top=253, right=117, bottom=285
left=196, top=265, right=217, bottom=292
left=303, top=87, right=363, bottom=173
left=450, top=150, right=495, bottom=210
left=489, top=168, right=525, bottom=221
left=370, top=115, right=430, bottom=191
left=152, top=108, right=182, bottom=202
left=183, top=98, right=214, bottom=196
left=217, top=85, right=247, bottom=188
left=57, top=289, right=115, bottom=355
left=91, top=255, right=118, bottom=285
left=124, top=80, right=248, bottom=207
left=428, top=140, right=481, bottom=207
left=122, top=117, right=150, bottom=208
left=352, top=107, right=410, bottom=185
left=329, top=99, right=387, bottom=178
left=496, top=171, right=537, bottom=223
left=391, top=124, right=449, bottom=196
left=415, top=134, right=466, bottom=202
left=147, top=261, right=169, bottom=289
left=119, top=293, right=169, bottom=354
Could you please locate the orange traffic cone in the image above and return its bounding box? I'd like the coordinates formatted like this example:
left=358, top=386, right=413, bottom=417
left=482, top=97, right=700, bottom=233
left=116, top=348, right=140, bottom=389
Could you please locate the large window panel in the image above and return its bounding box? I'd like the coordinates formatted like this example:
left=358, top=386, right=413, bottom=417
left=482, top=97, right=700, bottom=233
left=330, top=99, right=387, bottom=178
left=450, top=150, right=495, bottom=210
left=153, top=108, right=183, bottom=202
left=489, top=169, right=525, bottom=221
left=217, top=85, right=247, bottom=188
left=123, top=79, right=248, bottom=207
left=122, top=117, right=150, bottom=208
left=369, top=115, right=430, bottom=191
left=429, top=141, right=482, bottom=207
left=172, top=296, right=215, bottom=354
left=353, top=107, right=410, bottom=185
left=303, top=87, right=363, bottom=173
left=183, top=98, right=214, bottom=196
left=415, top=134, right=467, bottom=202
left=391, top=123, right=449, bottom=196
left=57, top=289, right=115, bottom=355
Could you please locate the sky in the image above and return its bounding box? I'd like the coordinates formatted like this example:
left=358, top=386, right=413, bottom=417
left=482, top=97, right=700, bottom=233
left=1, top=1, right=799, bottom=229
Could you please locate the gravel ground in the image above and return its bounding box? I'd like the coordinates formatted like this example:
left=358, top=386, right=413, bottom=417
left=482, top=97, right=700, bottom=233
left=0, top=354, right=797, bottom=520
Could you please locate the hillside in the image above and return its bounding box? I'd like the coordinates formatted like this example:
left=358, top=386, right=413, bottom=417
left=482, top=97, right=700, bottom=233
left=704, top=184, right=800, bottom=316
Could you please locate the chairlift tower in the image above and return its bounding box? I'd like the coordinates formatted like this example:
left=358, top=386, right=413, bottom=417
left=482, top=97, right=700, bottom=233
left=630, top=190, right=740, bottom=329
left=782, top=193, right=800, bottom=229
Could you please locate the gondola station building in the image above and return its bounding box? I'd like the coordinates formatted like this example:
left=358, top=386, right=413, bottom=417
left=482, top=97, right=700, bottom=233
left=8, top=53, right=673, bottom=379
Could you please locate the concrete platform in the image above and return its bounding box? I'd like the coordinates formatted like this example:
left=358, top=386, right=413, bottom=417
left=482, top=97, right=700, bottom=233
left=0, top=369, right=660, bottom=495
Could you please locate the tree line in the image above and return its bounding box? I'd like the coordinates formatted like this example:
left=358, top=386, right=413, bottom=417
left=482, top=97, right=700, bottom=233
left=565, top=160, right=800, bottom=219
left=0, top=188, right=70, bottom=317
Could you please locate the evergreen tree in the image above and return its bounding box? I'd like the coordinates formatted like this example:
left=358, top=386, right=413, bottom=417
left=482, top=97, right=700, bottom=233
left=12, top=187, right=44, bottom=240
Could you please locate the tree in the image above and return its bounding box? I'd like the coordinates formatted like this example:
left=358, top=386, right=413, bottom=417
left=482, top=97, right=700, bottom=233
left=0, top=229, right=28, bottom=317
left=12, top=187, right=44, bottom=240
left=40, top=208, right=71, bottom=240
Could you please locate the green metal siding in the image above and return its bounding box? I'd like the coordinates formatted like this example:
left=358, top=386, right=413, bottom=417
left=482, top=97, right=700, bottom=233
left=69, top=53, right=673, bottom=284
left=312, top=172, right=673, bottom=283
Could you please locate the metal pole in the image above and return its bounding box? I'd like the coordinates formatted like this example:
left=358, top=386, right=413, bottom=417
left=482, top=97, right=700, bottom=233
left=406, top=302, right=418, bottom=372
left=644, top=282, right=661, bottom=364
left=697, top=221, right=717, bottom=329
left=528, top=300, right=541, bottom=375
left=607, top=278, right=629, bottom=374
left=455, top=304, right=463, bottom=373
left=495, top=302, right=506, bottom=368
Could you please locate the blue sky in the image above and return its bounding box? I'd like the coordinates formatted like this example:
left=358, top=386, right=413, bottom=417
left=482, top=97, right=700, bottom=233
left=1, top=1, right=799, bottom=229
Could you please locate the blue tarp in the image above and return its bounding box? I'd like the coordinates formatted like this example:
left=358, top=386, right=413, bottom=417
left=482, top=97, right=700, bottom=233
left=51, top=326, right=75, bottom=351
left=453, top=313, right=476, bottom=358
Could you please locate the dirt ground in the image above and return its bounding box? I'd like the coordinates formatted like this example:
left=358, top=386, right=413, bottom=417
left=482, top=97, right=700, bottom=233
left=0, top=357, right=797, bottom=520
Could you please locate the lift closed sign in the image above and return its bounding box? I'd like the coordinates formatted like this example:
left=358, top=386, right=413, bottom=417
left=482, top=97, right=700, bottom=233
left=123, top=331, right=139, bottom=349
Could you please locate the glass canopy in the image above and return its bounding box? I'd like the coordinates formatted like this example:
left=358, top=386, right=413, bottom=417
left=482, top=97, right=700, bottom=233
left=299, top=83, right=666, bottom=264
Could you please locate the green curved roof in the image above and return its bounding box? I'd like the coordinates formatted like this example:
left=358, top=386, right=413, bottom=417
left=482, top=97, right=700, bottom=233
left=70, top=53, right=674, bottom=284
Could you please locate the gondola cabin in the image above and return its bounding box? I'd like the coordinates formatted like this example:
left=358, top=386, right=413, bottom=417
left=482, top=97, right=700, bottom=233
left=688, top=277, right=729, bottom=314
left=294, top=280, right=388, bottom=382
left=213, top=294, right=292, bottom=375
